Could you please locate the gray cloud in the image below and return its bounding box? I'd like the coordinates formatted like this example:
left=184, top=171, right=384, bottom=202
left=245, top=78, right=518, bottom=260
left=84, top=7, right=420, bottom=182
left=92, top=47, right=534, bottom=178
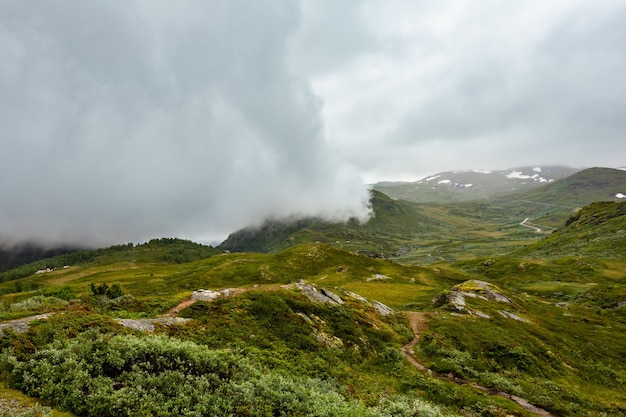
left=0, top=0, right=370, bottom=246
left=3, top=1, right=625, bottom=246
left=298, top=1, right=626, bottom=181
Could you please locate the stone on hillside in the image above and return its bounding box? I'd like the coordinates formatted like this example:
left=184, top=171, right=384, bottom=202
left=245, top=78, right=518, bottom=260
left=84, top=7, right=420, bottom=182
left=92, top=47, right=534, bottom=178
left=473, top=310, right=491, bottom=319
left=367, top=274, right=391, bottom=281
left=117, top=317, right=192, bottom=332
left=372, top=301, right=394, bottom=316
left=432, top=290, right=467, bottom=312
left=499, top=310, right=528, bottom=322
left=432, top=280, right=514, bottom=315
left=191, top=289, right=221, bottom=301
left=343, top=290, right=368, bottom=303
left=297, top=283, right=344, bottom=305
left=0, top=313, right=52, bottom=336
left=453, top=280, right=512, bottom=303
left=321, top=288, right=344, bottom=304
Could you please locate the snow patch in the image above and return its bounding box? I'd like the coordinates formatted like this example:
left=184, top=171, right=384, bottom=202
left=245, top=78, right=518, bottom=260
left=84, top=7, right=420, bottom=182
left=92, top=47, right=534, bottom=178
left=505, top=171, right=550, bottom=183
left=616, top=193, right=625, bottom=199
left=424, top=175, right=441, bottom=182
left=438, top=179, right=451, bottom=184
left=533, top=167, right=542, bottom=172
left=506, top=171, right=531, bottom=179
left=472, top=170, right=492, bottom=174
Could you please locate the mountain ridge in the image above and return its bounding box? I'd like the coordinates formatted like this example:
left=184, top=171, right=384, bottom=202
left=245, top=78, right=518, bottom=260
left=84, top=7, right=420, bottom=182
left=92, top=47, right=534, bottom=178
left=373, top=165, right=581, bottom=203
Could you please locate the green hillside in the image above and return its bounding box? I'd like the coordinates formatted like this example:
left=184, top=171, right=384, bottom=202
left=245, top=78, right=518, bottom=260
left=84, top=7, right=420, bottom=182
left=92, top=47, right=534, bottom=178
left=503, top=167, right=626, bottom=207
left=514, top=201, right=626, bottom=260
left=220, top=190, right=460, bottom=257
left=1, top=226, right=625, bottom=416
left=2, top=192, right=626, bottom=415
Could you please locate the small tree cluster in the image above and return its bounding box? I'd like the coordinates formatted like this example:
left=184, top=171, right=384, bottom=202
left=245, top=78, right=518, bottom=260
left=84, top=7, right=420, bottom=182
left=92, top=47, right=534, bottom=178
left=89, top=282, right=124, bottom=299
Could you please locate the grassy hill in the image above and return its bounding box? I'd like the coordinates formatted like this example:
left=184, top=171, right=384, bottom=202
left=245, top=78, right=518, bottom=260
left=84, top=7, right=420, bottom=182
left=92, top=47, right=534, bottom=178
left=2, top=184, right=626, bottom=415
left=219, top=190, right=460, bottom=257
left=513, top=201, right=626, bottom=261
left=0, top=229, right=625, bottom=416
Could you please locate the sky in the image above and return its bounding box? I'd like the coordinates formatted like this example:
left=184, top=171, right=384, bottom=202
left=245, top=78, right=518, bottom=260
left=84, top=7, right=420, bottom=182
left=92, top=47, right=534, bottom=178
left=1, top=0, right=625, bottom=246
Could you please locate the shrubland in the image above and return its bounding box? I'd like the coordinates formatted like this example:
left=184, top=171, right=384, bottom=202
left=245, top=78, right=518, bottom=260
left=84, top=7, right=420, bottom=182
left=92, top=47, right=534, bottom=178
left=0, top=195, right=625, bottom=416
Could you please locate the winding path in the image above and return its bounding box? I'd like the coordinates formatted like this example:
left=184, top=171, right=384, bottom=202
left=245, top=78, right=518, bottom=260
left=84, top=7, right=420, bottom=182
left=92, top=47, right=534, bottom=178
left=520, top=218, right=542, bottom=233
left=400, top=312, right=554, bottom=417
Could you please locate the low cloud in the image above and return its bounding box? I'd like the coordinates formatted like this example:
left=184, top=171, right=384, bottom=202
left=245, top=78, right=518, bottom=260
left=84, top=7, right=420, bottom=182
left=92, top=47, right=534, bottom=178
left=0, top=1, right=370, bottom=247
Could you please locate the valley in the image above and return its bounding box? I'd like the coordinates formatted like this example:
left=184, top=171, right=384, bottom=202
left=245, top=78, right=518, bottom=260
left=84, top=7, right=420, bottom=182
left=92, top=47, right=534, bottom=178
left=0, top=167, right=625, bottom=416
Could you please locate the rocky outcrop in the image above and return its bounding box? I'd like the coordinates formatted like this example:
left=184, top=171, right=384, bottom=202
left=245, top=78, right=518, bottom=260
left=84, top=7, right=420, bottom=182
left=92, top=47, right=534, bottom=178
left=116, top=317, right=192, bottom=332
left=431, top=280, right=525, bottom=321
left=191, top=288, right=241, bottom=301
left=296, top=282, right=344, bottom=305
left=371, top=300, right=394, bottom=316
left=0, top=313, right=52, bottom=335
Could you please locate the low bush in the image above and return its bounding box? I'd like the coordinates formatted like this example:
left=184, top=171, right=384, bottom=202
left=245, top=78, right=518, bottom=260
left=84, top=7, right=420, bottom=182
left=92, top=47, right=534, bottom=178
left=0, top=332, right=452, bottom=417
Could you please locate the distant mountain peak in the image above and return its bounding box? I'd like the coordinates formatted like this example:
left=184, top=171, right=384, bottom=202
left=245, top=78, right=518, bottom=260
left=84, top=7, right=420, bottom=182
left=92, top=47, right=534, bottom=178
left=373, top=166, right=581, bottom=203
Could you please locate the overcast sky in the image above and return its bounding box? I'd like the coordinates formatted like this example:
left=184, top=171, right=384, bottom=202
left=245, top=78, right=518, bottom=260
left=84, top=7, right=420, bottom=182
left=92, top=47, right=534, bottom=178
left=1, top=1, right=625, bottom=246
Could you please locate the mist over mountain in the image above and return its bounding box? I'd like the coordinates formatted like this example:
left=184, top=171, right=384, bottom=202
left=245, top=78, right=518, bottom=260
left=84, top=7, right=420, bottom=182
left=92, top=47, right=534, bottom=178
left=0, top=1, right=370, bottom=248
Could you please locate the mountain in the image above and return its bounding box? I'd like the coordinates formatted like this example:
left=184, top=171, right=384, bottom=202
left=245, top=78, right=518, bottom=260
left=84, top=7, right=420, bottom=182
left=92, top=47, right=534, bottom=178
left=373, top=166, right=581, bottom=203
left=219, top=190, right=457, bottom=256
left=501, top=166, right=626, bottom=207
left=2, top=168, right=626, bottom=416
left=221, top=168, right=626, bottom=264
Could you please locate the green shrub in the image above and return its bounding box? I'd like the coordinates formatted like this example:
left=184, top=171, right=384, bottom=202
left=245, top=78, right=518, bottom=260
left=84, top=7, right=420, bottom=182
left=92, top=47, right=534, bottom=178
left=0, top=332, right=451, bottom=417
left=40, top=286, right=76, bottom=301
left=10, top=296, right=68, bottom=312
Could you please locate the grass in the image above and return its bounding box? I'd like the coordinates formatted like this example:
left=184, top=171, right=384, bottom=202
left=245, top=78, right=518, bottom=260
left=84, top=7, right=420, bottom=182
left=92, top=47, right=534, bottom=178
left=0, top=382, right=77, bottom=417
left=1, top=197, right=625, bottom=416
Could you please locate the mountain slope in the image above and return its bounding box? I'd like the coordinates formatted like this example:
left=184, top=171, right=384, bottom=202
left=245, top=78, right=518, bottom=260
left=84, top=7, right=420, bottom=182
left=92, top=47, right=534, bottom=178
left=373, top=166, right=580, bottom=203
left=502, top=167, right=626, bottom=207
left=219, top=190, right=458, bottom=256
left=514, top=201, right=626, bottom=260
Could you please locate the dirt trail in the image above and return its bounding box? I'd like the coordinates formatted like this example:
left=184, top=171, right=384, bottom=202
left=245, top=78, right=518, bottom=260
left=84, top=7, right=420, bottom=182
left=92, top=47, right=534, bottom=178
left=520, top=218, right=550, bottom=234
left=400, top=312, right=427, bottom=370
left=400, top=311, right=554, bottom=417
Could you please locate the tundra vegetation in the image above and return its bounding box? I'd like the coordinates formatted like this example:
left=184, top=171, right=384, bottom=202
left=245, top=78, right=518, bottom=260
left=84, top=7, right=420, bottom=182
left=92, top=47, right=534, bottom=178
left=0, top=169, right=625, bottom=416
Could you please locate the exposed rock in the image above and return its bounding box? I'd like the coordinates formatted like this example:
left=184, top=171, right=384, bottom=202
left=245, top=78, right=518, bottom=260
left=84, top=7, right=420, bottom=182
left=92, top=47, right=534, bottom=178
left=454, top=280, right=512, bottom=303
left=116, top=317, right=192, bottom=332
left=192, top=289, right=221, bottom=301
left=366, top=273, right=391, bottom=281
left=499, top=310, right=528, bottom=322
left=0, top=313, right=52, bottom=336
left=320, top=288, right=344, bottom=304
left=296, top=283, right=344, bottom=305
left=343, top=290, right=368, bottom=303
left=371, top=301, right=394, bottom=316
left=191, top=288, right=240, bottom=302
left=432, top=290, right=467, bottom=312
left=473, top=310, right=491, bottom=319
left=432, top=280, right=517, bottom=319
